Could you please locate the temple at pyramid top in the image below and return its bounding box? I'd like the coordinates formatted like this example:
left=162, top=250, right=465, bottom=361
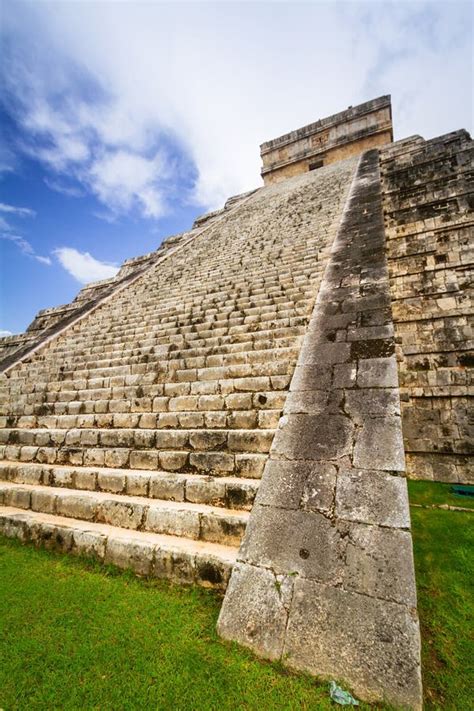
left=260, top=94, right=393, bottom=184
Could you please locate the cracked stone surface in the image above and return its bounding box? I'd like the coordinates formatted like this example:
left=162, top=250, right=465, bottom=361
left=219, top=150, right=422, bottom=710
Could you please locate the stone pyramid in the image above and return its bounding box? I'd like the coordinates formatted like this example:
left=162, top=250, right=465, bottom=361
left=1, top=96, right=472, bottom=709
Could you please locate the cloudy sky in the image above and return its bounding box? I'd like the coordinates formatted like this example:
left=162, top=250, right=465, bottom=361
left=0, top=0, right=472, bottom=335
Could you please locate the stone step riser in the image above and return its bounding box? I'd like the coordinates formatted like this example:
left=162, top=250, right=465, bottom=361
left=38, top=334, right=302, bottom=364
left=0, top=445, right=267, bottom=478
left=0, top=462, right=258, bottom=510
left=0, top=484, right=248, bottom=546
left=5, top=327, right=306, bottom=381
left=1, top=386, right=289, bottom=418
left=11, top=345, right=301, bottom=380
left=0, top=428, right=274, bottom=453
left=9, top=323, right=307, bottom=375
left=1, top=409, right=282, bottom=432
left=0, top=508, right=235, bottom=590
left=4, top=357, right=295, bottom=393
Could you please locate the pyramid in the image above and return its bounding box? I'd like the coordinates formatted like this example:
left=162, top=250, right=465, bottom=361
left=1, top=96, right=472, bottom=708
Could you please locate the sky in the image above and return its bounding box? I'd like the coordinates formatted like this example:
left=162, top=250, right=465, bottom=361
left=0, top=0, right=472, bottom=336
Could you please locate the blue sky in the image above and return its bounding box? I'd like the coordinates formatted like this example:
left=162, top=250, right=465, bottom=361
left=1, top=0, right=472, bottom=335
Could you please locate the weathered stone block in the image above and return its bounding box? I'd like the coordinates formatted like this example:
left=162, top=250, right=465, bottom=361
left=72, top=530, right=107, bottom=559
left=353, top=416, right=405, bottom=471
left=356, top=356, right=398, bottom=388
left=336, top=469, right=410, bottom=528
left=284, top=580, right=422, bottom=709
left=56, top=494, right=96, bottom=521
left=96, top=500, right=144, bottom=529
left=256, top=459, right=336, bottom=513
left=145, top=506, right=200, bottom=539
left=98, top=471, right=126, bottom=494
left=218, top=563, right=293, bottom=660
left=344, top=523, right=417, bottom=606
left=149, top=474, right=185, bottom=501
left=105, top=537, right=154, bottom=576
left=240, top=505, right=345, bottom=583
left=272, top=413, right=352, bottom=460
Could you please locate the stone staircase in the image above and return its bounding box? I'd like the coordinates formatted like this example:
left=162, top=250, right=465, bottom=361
left=0, top=157, right=357, bottom=589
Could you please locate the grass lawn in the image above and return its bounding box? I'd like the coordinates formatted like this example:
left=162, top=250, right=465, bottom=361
left=0, top=481, right=472, bottom=710
left=0, top=538, right=370, bottom=711
left=407, top=480, right=474, bottom=710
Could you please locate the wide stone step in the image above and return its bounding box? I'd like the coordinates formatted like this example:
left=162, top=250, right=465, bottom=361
left=0, top=427, right=275, bottom=453
left=0, top=461, right=259, bottom=509
left=0, top=506, right=236, bottom=590
left=7, top=357, right=293, bottom=394
left=9, top=324, right=306, bottom=375
left=25, top=344, right=300, bottom=377
left=1, top=408, right=282, bottom=432
left=0, top=444, right=267, bottom=478
left=0, top=482, right=249, bottom=546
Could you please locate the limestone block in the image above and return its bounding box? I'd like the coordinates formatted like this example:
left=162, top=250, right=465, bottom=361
left=344, top=388, right=400, bottom=419
left=356, top=357, right=398, bottom=388
left=51, top=467, right=74, bottom=488
left=240, top=505, right=346, bottom=584
left=129, top=450, right=159, bottom=471
left=56, top=494, right=96, bottom=521
left=105, top=537, right=155, bottom=576
left=256, top=459, right=336, bottom=513
left=96, top=500, right=145, bottom=530
left=189, top=431, right=226, bottom=451
left=159, top=451, right=188, bottom=471
left=353, top=416, right=405, bottom=471
left=72, top=530, right=107, bottom=560
left=217, top=563, right=293, bottom=660
left=336, top=469, right=410, bottom=528
left=19, top=446, right=39, bottom=462
left=284, top=580, right=422, bottom=709
left=343, top=524, right=417, bottom=606
left=149, top=474, right=185, bottom=501
left=30, top=522, right=74, bottom=553
left=16, top=465, right=42, bottom=485
left=104, top=449, right=130, bottom=468
left=75, top=469, right=97, bottom=490
left=145, top=506, right=200, bottom=539
left=126, top=472, right=150, bottom=496
left=4, top=486, right=31, bottom=509
left=195, top=554, right=231, bottom=590
left=272, top=413, right=353, bottom=460
left=154, top=546, right=195, bottom=585
left=189, top=451, right=234, bottom=474
left=97, top=471, right=126, bottom=494
left=200, top=511, right=246, bottom=546
left=185, top=476, right=226, bottom=506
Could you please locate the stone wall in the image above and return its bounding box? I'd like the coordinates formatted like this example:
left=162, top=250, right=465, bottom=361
left=260, top=95, right=392, bottom=185
left=381, top=130, right=473, bottom=483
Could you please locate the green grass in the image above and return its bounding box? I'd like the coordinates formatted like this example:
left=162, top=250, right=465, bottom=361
left=409, top=488, right=474, bottom=710
left=408, top=480, right=474, bottom=510
left=0, top=480, right=472, bottom=710
left=0, top=538, right=372, bottom=711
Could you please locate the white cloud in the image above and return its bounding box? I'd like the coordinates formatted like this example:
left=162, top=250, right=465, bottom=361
left=0, top=202, right=36, bottom=218
left=89, top=149, right=168, bottom=218
left=0, top=329, right=13, bottom=337
left=54, top=247, right=119, bottom=284
left=1, top=0, right=472, bottom=215
left=0, top=232, right=51, bottom=265
left=43, top=177, right=84, bottom=198
left=35, top=255, right=52, bottom=265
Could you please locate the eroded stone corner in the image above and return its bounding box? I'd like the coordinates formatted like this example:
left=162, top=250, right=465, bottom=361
left=217, top=150, right=423, bottom=710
